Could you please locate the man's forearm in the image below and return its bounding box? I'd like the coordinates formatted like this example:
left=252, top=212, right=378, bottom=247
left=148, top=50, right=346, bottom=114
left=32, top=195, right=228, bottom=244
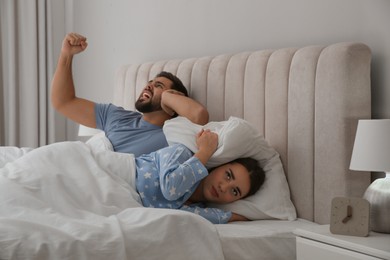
left=162, top=92, right=209, bottom=125
left=51, top=54, right=76, bottom=112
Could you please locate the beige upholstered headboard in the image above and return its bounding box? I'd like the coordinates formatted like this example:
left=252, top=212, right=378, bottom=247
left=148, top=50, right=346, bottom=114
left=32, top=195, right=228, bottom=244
left=114, top=42, right=371, bottom=224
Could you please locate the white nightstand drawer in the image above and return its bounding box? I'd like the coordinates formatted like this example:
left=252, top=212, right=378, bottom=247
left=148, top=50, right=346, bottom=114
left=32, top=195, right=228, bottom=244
left=296, top=237, right=380, bottom=260
left=294, top=225, right=390, bottom=260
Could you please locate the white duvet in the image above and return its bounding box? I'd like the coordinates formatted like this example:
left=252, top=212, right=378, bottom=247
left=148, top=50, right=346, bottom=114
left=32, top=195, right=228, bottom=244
left=0, top=142, right=224, bottom=260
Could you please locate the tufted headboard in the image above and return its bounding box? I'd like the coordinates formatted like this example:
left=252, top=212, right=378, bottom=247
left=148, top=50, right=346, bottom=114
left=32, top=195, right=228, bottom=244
left=113, top=42, right=371, bottom=224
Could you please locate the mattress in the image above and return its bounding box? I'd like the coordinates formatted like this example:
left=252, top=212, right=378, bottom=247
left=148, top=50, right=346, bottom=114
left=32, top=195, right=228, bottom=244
left=216, top=219, right=319, bottom=260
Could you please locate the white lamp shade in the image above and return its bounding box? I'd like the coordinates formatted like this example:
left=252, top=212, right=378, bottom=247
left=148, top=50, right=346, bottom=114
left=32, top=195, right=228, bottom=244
left=78, top=125, right=103, bottom=136
left=350, top=119, right=390, bottom=172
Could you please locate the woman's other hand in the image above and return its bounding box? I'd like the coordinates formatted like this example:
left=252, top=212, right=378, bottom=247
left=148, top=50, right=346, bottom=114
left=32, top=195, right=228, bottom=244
left=229, top=213, right=249, bottom=222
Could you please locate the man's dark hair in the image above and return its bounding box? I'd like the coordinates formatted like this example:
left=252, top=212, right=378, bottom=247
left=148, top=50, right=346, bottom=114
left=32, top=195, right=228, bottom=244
left=156, top=71, right=188, bottom=97
left=231, top=157, right=265, bottom=198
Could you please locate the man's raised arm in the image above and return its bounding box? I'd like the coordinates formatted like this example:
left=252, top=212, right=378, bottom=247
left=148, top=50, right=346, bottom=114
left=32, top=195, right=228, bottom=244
left=51, top=33, right=96, bottom=128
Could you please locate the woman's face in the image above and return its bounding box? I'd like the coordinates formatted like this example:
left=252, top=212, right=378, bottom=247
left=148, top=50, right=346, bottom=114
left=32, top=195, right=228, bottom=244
left=202, top=162, right=251, bottom=204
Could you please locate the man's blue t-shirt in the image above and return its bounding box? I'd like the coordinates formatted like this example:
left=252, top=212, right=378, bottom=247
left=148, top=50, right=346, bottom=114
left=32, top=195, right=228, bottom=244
left=95, top=103, right=168, bottom=157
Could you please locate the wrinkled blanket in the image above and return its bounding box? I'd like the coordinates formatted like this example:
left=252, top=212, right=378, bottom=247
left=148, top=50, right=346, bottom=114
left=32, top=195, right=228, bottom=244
left=0, top=142, right=224, bottom=260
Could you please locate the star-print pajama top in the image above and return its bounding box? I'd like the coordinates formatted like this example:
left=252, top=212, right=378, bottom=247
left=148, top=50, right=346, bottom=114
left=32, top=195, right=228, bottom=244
left=135, top=144, right=232, bottom=224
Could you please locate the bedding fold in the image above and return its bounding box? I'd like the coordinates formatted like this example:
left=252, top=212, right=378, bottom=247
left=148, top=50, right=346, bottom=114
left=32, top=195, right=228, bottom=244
left=0, top=141, right=224, bottom=260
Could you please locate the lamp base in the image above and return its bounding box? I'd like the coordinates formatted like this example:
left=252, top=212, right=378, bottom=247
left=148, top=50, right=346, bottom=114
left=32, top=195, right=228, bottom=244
left=363, top=174, right=390, bottom=233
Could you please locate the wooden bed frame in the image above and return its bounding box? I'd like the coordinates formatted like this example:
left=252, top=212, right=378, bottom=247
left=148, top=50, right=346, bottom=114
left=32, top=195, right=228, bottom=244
left=114, top=42, right=371, bottom=225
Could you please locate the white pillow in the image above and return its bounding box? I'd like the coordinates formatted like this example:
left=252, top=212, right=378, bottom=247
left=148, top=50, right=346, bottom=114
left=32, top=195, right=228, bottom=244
left=163, top=116, right=297, bottom=221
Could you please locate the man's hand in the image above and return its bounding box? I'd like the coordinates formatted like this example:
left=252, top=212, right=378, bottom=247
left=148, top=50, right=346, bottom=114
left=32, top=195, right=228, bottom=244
left=161, top=90, right=185, bottom=116
left=160, top=90, right=209, bottom=124
left=61, top=33, right=88, bottom=56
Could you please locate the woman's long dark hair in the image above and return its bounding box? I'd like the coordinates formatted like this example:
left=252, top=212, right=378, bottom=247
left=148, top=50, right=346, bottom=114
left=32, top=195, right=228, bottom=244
left=230, top=157, right=265, bottom=198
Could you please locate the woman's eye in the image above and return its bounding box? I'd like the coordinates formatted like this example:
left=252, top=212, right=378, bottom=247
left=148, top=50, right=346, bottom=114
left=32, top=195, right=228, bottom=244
left=226, top=171, right=231, bottom=180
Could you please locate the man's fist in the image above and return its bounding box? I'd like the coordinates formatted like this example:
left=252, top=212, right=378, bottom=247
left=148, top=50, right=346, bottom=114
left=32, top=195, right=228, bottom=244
left=61, top=33, right=88, bottom=56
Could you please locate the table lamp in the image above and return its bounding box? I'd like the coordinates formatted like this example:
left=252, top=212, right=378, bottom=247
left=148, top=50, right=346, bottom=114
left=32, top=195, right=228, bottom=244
left=350, top=119, right=390, bottom=233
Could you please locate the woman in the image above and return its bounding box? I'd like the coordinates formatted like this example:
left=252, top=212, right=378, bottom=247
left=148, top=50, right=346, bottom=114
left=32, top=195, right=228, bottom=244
left=135, top=129, right=265, bottom=224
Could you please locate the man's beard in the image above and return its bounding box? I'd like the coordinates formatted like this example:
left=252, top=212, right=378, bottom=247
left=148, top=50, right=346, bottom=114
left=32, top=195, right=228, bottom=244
left=135, top=99, right=163, bottom=113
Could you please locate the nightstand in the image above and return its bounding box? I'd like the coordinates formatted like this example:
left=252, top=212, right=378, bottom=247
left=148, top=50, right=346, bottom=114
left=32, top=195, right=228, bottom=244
left=293, top=225, right=390, bottom=260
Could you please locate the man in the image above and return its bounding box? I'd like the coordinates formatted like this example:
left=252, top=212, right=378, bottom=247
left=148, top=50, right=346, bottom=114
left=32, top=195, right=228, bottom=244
left=51, top=33, right=208, bottom=156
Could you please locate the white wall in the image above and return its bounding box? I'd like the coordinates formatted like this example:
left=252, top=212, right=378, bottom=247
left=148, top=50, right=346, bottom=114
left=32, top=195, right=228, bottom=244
left=62, top=0, right=390, bottom=139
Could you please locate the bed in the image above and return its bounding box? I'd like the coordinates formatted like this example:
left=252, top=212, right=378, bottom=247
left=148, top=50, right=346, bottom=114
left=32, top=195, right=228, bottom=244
left=0, top=42, right=371, bottom=259
left=113, top=42, right=372, bottom=259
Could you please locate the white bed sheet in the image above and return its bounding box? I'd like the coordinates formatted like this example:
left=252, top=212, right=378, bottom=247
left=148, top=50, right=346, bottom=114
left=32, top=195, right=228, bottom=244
left=0, top=140, right=320, bottom=260
left=0, top=146, right=33, bottom=168
left=0, top=141, right=225, bottom=260
left=216, top=219, right=319, bottom=260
